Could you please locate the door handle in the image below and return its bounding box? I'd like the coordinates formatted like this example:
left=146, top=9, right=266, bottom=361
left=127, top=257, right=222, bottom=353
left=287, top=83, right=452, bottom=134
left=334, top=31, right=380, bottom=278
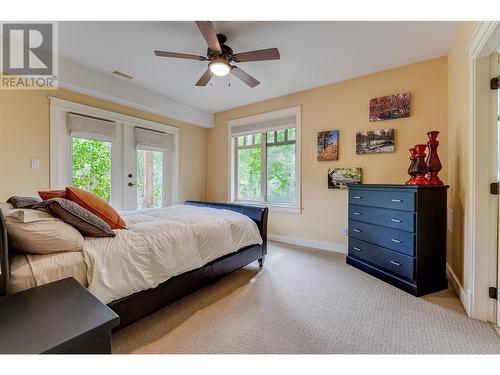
left=391, top=219, right=402, bottom=223
left=353, top=196, right=362, bottom=199
left=391, top=238, right=402, bottom=243
left=353, top=246, right=362, bottom=251
left=128, top=182, right=136, bottom=187
left=353, top=229, right=361, bottom=233
left=390, top=260, right=401, bottom=266
left=353, top=212, right=361, bottom=216
left=391, top=199, right=403, bottom=202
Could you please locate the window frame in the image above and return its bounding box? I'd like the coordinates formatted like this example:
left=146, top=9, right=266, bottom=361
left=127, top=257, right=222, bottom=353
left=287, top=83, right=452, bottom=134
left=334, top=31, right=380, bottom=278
left=228, top=106, right=301, bottom=213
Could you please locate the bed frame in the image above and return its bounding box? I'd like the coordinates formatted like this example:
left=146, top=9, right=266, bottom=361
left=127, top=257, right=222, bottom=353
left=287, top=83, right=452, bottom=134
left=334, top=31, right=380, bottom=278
left=0, top=201, right=268, bottom=331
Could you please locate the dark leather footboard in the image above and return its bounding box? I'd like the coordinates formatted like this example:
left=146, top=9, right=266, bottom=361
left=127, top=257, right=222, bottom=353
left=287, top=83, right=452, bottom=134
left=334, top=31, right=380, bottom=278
left=108, top=201, right=268, bottom=331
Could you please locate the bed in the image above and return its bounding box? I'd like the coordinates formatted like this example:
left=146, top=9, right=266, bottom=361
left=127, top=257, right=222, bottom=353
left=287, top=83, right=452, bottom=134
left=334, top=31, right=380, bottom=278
left=0, top=201, right=268, bottom=330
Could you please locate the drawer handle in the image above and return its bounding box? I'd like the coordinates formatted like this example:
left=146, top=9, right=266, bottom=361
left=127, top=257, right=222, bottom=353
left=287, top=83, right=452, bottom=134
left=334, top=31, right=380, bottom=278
left=353, top=196, right=362, bottom=199
left=353, top=212, right=361, bottom=216
left=353, top=229, right=361, bottom=233
left=391, top=199, right=403, bottom=203
left=390, top=260, right=401, bottom=266
left=391, top=219, right=402, bottom=223
left=391, top=238, right=402, bottom=243
left=353, top=246, right=362, bottom=251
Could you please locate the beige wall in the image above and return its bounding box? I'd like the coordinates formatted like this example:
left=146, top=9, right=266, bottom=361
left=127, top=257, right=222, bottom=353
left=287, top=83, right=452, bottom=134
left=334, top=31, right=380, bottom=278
left=0, top=89, right=207, bottom=203
left=446, top=22, right=478, bottom=286
left=207, top=57, right=449, bottom=246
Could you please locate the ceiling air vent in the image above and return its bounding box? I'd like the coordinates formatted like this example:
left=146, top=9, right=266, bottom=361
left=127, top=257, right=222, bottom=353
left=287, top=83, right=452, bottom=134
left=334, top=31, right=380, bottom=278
left=111, top=70, right=133, bottom=80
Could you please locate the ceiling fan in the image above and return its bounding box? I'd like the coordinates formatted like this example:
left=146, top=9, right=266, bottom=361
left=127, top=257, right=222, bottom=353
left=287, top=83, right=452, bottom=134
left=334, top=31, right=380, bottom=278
left=154, top=21, right=280, bottom=88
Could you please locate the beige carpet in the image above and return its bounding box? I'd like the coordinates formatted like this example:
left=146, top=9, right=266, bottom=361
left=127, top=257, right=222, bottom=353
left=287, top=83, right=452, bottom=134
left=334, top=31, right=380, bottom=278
left=112, top=241, right=500, bottom=354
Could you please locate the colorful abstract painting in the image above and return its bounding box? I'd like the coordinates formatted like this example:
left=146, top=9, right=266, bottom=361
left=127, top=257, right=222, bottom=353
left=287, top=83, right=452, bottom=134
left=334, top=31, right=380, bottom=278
left=317, top=130, right=339, bottom=161
left=328, top=168, right=362, bottom=189
left=369, top=92, right=410, bottom=122
left=356, top=129, right=395, bottom=155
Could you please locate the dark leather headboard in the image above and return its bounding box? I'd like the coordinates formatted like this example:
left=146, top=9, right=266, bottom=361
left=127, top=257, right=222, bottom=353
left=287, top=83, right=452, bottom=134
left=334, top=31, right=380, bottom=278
left=184, top=200, right=268, bottom=253
left=0, top=210, right=9, bottom=296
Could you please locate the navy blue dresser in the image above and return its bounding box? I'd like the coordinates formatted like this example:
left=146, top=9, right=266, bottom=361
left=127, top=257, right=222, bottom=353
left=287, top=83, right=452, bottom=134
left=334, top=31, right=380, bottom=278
left=346, top=184, right=449, bottom=296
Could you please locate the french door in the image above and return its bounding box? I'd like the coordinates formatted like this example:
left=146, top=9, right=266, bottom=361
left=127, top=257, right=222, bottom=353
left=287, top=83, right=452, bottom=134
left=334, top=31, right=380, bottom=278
left=50, top=98, right=178, bottom=212
left=122, top=124, right=172, bottom=210
left=70, top=133, right=166, bottom=211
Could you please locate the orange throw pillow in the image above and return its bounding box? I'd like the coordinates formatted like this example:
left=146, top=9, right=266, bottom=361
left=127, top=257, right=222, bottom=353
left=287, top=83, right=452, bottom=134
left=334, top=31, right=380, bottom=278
left=39, top=190, right=66, bottom=200
left=65, top=187, right=127, bottom=230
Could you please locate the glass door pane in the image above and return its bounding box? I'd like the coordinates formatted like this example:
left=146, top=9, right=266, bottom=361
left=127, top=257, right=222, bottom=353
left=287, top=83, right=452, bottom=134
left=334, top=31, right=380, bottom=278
left=72, top=137, right=112, bottom=202
left=136, top=149, right=163, bottom=209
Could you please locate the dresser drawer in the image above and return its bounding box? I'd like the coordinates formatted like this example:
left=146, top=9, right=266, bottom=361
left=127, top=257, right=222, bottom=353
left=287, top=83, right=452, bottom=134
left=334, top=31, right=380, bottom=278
left=349, top=238, right=415, bottom=280
left=348, top=189, right=415, bottom=211
left=349, top=205, right=415, bottom=232
left=349, top=220, right=415, bottom=256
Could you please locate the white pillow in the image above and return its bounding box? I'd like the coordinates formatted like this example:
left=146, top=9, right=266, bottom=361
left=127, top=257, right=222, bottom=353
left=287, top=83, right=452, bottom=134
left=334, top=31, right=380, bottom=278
left=0, top=202, right=13, bottom=213
left=4, top=209, right=84, bottom=254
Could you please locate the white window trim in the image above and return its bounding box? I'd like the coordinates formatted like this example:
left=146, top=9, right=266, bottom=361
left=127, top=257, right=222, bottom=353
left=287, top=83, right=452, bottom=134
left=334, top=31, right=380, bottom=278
left=227, top=106, right=302, bottom=213
left=49, top=97, right=179, bottom=209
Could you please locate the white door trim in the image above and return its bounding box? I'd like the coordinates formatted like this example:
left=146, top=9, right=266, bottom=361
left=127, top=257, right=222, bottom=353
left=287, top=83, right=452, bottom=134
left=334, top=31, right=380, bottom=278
left=491, top=52, right=500, bottom=327
left=466, top=21, right=500, bottom=321
left=49, top=97, right=180, bottom=208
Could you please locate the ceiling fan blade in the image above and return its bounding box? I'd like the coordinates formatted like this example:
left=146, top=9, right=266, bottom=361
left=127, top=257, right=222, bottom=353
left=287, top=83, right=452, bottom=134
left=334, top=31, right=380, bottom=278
left=230, top=66, right=260, bottom=88
left=154, top=50, right=207, bottom=61
left=195, top=21, right=222, bottom=53
left=233, top=48, right=280, bottom=63
left=195, top=69, right=214, bottom=86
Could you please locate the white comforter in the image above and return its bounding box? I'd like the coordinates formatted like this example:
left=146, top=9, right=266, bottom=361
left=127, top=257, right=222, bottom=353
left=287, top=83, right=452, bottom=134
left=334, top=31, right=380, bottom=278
left=82, top=205, right=262, bottom=304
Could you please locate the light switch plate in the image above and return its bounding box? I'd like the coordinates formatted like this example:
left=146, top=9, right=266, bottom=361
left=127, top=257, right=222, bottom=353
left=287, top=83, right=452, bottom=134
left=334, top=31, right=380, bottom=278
left=447, top=208, right=453, bottom=233
left=31, top=159, right=40, bottom=169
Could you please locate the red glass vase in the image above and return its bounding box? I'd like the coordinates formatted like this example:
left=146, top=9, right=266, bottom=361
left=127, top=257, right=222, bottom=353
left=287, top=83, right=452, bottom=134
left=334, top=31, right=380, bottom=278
left=405, top=147, right=417, bottom=185
left=407, top=144, right=431, bottom=185
left=425, top=130, right=443, bottom=185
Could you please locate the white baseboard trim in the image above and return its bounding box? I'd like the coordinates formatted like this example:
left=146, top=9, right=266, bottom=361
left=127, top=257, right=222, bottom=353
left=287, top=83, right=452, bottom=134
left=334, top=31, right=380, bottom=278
left=446, top=263, right=472, bottom=316
left=268, top=234, right=347, bottom=254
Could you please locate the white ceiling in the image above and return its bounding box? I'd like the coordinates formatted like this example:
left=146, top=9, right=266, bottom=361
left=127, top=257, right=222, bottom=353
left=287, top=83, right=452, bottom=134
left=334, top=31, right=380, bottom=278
left=58, top=21, right=457, bottom=114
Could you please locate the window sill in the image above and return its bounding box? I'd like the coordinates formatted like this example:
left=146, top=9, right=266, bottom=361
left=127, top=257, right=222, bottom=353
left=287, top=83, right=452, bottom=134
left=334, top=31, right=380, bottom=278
left=231, top=200, right=302, bottom=214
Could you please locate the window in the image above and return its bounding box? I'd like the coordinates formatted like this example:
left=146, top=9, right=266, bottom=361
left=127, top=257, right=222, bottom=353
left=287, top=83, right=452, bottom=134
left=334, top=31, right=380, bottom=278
left=236, top=134, right=261, bottom=201
left=230, top=107, right=301, bottom=212
left=266, top=128, right=296, bottom=204
left=72, top=137, right=112, bottom=202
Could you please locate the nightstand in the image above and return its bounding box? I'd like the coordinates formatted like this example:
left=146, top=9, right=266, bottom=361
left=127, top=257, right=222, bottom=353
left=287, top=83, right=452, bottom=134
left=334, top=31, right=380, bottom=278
left=0, top=277, right=119, bottom=354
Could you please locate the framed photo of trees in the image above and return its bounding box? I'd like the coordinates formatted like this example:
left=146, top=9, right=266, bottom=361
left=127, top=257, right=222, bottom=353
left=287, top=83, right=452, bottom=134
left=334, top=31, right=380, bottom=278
left=317, top=130, right=339, bottom=161
left=356, top=129, right=395, bottom=155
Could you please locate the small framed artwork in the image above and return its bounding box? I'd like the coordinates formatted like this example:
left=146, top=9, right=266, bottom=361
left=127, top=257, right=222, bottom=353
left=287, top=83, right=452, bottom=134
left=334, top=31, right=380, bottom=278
left=369, top=92, right=410, bottom=122
left=328, top=168, right=362, bottom=189
left=356, top=128, right=395, bottom=155
left=317, top=130, right=339, bottom=161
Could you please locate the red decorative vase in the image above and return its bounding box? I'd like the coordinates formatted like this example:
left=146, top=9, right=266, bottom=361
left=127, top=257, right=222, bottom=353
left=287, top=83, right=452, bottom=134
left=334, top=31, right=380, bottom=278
left=405, top=147, right=417, bottom=185
left=425, top=130, right=443, bottom=185
left=408, top=144, right=431, bottom=185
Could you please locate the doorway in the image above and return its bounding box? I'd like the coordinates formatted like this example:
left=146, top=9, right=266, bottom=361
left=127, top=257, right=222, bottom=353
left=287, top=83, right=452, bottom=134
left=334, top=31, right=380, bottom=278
left=50, top=97, right=179, bottom=211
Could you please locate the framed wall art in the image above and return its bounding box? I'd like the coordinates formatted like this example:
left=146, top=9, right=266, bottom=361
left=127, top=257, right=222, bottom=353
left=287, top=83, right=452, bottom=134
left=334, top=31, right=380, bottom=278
left=369, top=92, right=410, bottom=122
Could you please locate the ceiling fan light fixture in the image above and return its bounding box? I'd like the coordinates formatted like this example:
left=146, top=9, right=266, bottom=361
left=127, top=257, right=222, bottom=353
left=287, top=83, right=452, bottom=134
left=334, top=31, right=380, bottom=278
left=209, top=59, right=231, bottom=77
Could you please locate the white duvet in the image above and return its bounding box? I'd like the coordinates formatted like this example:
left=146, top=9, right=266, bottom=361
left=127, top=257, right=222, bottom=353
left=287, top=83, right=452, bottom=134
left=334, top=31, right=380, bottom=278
left=82, top=205, right=262, bottom=303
